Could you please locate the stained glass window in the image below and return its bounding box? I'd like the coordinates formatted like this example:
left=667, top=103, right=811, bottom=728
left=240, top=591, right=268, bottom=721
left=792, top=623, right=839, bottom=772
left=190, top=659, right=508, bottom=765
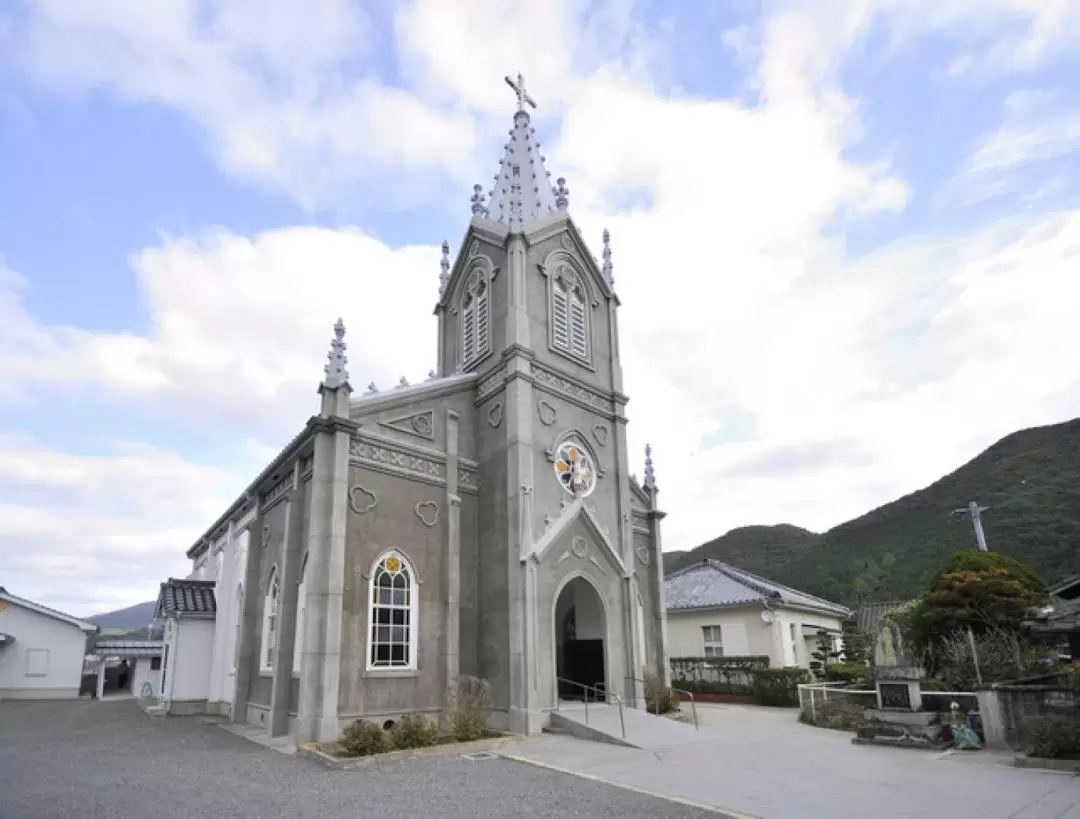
left=368, top=552, right=416, bottom=670
left=554, top=441, right=597, bottom=497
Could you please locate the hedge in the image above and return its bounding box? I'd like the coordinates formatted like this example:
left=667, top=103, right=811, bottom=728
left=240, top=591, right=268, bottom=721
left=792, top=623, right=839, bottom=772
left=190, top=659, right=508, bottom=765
left=751, top=668, right=811, bottom=707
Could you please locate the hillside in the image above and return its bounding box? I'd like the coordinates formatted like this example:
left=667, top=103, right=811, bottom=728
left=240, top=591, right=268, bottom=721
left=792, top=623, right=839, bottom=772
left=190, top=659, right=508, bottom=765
left=90, top=600, right=157, bottom=632
left=664, top=417, right=1080, bottom=604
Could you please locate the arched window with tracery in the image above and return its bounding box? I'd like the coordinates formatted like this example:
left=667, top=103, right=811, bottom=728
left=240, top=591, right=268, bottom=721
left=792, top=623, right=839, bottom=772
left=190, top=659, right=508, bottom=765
left=551, top=266, right=588, bottom=360
left=260, top=567, right=279, bottom=672
left=461, top=269, right=490, bottom=367
left=367, top=551, right=417, bottom=671
left=293, top=554, right=308, bottom=674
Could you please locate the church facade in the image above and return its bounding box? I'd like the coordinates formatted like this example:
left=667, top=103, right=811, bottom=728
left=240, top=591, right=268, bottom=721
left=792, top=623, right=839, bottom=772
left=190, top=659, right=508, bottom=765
left=161, top=77, right=670, bottom=744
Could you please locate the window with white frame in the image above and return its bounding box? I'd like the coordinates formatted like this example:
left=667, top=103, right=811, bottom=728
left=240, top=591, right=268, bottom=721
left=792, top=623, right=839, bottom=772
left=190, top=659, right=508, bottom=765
left=260, top=569, right=279, bottom=672
left=702, top=625, right=724, bottom=657
left=367, top=551, right=417, bottom=671
left=551, top=266, right=588, bottom=360
left=461, top=270, right=490, bottom=367
left=293, top=554, right=308, bottom=674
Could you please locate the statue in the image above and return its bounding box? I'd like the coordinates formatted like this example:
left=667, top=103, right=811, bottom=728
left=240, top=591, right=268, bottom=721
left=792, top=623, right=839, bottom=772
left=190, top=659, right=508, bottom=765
left=949, top=702, right=982, bottom=750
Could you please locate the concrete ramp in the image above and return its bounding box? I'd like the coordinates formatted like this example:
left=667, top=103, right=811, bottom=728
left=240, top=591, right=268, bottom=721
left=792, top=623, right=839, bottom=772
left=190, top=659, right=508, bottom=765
left=548, top=704, right=718, bottom=750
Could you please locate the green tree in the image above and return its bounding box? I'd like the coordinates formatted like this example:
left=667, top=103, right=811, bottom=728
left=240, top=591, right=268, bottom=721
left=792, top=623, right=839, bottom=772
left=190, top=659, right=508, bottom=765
left=907, top=550, right=1047, bottom=654
left=839, top=616, right=870, bottom=665
left=809, top=629, right=841, bottom=680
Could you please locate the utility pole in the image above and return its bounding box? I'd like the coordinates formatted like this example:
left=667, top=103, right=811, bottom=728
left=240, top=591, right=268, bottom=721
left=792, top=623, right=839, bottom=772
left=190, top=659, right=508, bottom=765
left=951, top=500, right=990, bottom=551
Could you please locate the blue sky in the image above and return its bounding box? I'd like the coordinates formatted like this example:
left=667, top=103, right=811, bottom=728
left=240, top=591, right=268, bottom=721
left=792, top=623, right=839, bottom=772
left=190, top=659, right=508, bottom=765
left=1, top=0, right=1078, bottom=615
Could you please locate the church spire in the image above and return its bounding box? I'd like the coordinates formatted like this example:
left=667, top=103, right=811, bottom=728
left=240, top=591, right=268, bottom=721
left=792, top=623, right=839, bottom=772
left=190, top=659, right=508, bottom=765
left=484, top=73, right=560, bottom=230
left=321, top=318, right=349, bottom=389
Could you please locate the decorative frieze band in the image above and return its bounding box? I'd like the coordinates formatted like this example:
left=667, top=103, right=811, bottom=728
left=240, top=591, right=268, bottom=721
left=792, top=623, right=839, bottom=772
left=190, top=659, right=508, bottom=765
left=530, top=363, right=610, bottom=412
left=263, top=474, right=292, bottom=509
left=477, top=365, right=511, bottom=401
left=349, top=435, right=479, bottom=495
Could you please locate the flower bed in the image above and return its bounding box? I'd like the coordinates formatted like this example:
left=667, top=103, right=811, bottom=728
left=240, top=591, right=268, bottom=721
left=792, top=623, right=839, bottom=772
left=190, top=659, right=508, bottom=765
left=302, top=731, right=519, bottom=769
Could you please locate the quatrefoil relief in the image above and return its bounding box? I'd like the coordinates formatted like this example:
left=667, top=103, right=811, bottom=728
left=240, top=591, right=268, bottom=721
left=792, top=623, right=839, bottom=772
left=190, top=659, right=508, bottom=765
left=349, top=485, right=378, bottom=515
left=415, top=501, right=440, bottom=528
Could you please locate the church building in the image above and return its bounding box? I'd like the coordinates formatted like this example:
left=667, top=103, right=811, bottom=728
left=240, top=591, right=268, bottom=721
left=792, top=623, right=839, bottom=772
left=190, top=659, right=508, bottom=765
left=155, top=75, right=670, bottom=744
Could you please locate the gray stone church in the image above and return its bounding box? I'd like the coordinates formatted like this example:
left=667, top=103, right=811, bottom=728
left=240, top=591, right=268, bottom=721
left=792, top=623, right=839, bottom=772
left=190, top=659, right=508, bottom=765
left=160, top=76, right=670, bottom=744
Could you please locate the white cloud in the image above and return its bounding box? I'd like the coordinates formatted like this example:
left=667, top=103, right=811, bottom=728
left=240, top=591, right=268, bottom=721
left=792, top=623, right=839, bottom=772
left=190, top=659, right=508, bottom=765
left=6, top=0, right=477, bottom=207
left=0, top=437, right=242, bottom=616
left=3, top=0, right=1080, bottom=614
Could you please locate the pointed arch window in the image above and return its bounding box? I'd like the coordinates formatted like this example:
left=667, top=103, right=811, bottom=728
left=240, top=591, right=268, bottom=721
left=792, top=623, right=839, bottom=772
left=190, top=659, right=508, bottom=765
left=461, top=270, right=490, bottom=368
left=293, top=554, right=308, bottom=674
left=366, top=551, right=418, bottom=671
left=260, top=568, right=279, bottom=672
left=551, top=266, right=589, bottom=361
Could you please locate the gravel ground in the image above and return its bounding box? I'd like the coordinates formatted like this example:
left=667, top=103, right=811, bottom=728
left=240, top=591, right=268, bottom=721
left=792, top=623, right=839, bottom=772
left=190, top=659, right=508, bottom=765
left=0, top=699, right=721, bottom=819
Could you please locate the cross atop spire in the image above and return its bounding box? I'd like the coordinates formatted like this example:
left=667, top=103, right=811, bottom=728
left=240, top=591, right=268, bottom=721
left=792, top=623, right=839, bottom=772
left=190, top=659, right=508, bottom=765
left=505, top=72, right=536, bottom=112
left=322, top=318, right=349, bottom=389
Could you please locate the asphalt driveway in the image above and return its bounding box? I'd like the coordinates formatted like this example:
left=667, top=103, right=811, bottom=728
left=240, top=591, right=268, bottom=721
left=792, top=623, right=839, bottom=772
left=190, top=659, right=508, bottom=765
left=0, top=699, right=721, bottom=819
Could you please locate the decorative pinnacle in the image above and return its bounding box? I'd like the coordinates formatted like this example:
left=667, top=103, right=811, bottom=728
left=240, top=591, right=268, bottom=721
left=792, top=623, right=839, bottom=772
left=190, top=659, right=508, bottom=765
left=601, top=228, right=614, bottom=287
left=321, top=318, right=349, bottom=389
left=553, top=177, right=569, bottom=211
left=470, top=184, right=488, bottom=216
left=397, top=376, right=409, bottom=388
left=439, top=240, right=451, bottom=295
left=366, top=382, right=378, bottom=393
left=643, top=443, right=656, bottom=490
left=427, top=369, right=437, bottom=381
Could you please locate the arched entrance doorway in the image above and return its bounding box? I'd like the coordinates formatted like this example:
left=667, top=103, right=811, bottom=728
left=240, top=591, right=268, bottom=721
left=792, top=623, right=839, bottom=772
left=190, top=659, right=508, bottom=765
left=554, top=576, right=606, bottom=701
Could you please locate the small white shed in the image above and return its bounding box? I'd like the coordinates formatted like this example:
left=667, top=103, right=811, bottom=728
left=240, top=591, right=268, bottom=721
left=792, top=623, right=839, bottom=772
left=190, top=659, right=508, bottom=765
left=0, top=587, right=99, bottom=700
left=153, top=578, right=216, bottom=715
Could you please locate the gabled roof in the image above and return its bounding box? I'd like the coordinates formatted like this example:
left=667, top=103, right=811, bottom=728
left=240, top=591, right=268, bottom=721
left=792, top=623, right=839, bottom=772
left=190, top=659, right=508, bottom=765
left=91, top=639, right=164, bottom=659
left=665, top=559, right=850, bottom=617
left=154, top=578, right=217, bottom=619
left=0, top=588, right=98, bottom=633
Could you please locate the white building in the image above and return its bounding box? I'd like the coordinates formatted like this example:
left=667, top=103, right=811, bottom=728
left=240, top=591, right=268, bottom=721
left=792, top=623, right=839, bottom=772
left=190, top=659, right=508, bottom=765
left=153, top=578, right=218, bottom=715
left=0, top=587, right=98, bottom=700
left=664, top=560, right=851, bottom=669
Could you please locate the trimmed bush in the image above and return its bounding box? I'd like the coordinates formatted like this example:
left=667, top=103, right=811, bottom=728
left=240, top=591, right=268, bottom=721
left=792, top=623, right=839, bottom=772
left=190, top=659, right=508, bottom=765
left=1027, top=714, right=1080, bottom=759
left=445, top=675, right=492, bottom=742
left=824, top=663, right=867, bottom=684
left=389, top=713, right=439, bottom=750
left=644, top=670, right=680, bottom=714
left=751, top=668, right=810, bottom=707
left=340, top=719, right=390, bottom=757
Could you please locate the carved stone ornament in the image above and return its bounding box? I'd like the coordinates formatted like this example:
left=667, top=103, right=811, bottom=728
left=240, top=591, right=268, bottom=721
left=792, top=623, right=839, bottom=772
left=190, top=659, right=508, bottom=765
left=469, top=239, right=480, bottom=258
left=560, top=234, right=574, bottom=251
left=261, top=526, right=270, bottom=547
left=635, top=545, right=651, bottom=567
left=488, top=401, right=503, bottom=428
left=571, top=536, right=589, bottom=559
left=379, top=409, right=435, bottom=441
left=592, top=423, right=609, bottom=447
left=537, top=399, right=558, bottom=426
left=415, top=501, right=440, bottom=528
left=348, top=484, right=378, bottom=515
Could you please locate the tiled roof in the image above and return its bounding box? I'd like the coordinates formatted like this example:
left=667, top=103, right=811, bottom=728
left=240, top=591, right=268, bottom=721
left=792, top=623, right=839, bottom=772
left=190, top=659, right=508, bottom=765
left=92, top=639, right=164, bottom=658
left=665, top=559, right=850, bottom=617
left=855, top=600, right=908, bottom=634
left=154, top=578, right=217, bottom=619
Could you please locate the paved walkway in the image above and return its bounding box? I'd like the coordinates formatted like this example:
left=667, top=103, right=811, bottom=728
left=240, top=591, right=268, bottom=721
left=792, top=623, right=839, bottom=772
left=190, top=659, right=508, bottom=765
left=507, top=704, right=1080, bottom=819
left=0, top=699, right=723, bottom=819
left=552, top=702, right=722, bottom=749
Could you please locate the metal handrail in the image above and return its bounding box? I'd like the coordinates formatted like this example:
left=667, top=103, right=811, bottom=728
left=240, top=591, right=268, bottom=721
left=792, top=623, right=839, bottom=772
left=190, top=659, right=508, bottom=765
left=554, top=676, right=626, bottom=739
left=625, top=675, right=698, bottom=729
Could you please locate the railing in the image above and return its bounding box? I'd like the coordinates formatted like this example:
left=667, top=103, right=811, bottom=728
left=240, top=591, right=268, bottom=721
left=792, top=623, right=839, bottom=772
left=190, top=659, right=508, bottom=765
left=554, top=677, right=626, bottom=740
left=797, top=682, right=876, bottom=726
left=625, top=675, right=698, bottom=729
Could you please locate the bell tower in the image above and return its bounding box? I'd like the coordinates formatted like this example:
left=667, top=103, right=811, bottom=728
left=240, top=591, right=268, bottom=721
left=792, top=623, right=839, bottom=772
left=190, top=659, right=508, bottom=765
left=433, top=74, right=640, bottom=735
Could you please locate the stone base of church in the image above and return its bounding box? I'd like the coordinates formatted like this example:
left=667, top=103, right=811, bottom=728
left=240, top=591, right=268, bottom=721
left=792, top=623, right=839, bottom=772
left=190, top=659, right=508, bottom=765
left=506, top=707, right=548, bottom=736
left=166, top=698, right=209, bottom=716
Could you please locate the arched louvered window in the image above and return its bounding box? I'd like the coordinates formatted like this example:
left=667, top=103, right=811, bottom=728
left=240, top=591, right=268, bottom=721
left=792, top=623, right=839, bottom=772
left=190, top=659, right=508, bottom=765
left=551, top=267, right=589, bottom=360
left=462, top=270, right=490, bottom=367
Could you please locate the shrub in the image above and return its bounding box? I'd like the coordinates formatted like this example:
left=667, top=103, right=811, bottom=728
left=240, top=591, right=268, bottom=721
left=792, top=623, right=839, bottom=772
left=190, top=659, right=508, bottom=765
left=1027, top=714, right=1080, bottom=759
left=751, top=668, right=810, bottom=707
left=445, top=675, right=492, bottom=742
left=824, top=663, right=866, bottom=684
left=644, top=669, right=680, bottom=714
left=340, top=719, right=390, bottom=757
left=389, top=713, right=439, bottom=750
